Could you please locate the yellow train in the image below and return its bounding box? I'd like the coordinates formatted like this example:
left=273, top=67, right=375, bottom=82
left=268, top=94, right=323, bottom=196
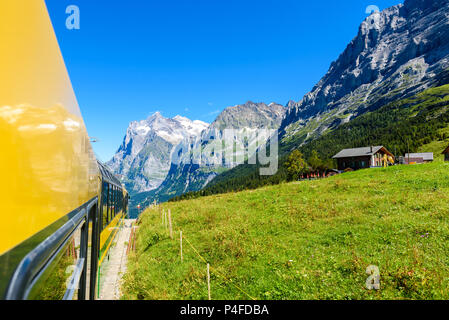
left=0, top=1, right=128, bottom=299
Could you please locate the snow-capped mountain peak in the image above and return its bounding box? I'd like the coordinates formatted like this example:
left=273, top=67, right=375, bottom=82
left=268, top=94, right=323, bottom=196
left=107, top=112, right=209, bottom=193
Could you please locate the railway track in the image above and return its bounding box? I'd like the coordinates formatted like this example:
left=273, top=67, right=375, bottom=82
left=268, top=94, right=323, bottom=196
left=98, top=220, right=135, bottom=300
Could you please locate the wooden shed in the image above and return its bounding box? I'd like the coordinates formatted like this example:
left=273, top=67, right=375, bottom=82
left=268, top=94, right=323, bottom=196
left=403, top=153, right=434, bottom=164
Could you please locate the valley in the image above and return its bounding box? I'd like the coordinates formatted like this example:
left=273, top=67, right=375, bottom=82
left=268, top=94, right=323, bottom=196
left=116, top=0, right=449, bottom=302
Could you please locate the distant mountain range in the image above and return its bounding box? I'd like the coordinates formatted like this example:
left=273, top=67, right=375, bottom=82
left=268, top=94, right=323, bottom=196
left=109, top=0, right=449, bottom=216
left=108, top=102, right=286, bottom=216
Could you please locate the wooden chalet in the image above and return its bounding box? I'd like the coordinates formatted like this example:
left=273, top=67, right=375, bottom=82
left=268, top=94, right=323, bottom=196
left=332, top=146, right=394, bottom=171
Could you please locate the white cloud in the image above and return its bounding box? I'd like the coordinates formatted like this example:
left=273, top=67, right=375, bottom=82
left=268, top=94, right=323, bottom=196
left=208, top=110, right=220, bottom=116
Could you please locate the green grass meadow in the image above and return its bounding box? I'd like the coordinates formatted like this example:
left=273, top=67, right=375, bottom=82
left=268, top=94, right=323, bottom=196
left=122, top=162, right=449, bottom=300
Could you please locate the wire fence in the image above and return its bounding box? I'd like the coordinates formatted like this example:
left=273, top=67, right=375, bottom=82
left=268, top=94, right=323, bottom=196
left=150, top=204, right=258, bottom=300
left=182, top=235, right=257, bottom=300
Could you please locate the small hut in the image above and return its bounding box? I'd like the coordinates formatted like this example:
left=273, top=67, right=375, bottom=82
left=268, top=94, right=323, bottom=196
left=443, top=145, right=449, bottom=162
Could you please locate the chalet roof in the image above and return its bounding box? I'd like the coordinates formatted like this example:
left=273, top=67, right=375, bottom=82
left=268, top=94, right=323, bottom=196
left=404, top=153, right=434, bottom=161
left=333, top=146, right=385, bottom=159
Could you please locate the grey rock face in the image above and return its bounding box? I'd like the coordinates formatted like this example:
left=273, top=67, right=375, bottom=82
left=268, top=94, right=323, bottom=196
left=212, top=101, right=286, bottom=130
left=107, top=112, right=208, bottom=193
left=282, top=0, right=449, bottom=142
left=172, top=102, right=285, bottom=167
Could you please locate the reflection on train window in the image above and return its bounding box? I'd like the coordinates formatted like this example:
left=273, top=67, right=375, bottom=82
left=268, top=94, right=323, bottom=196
left=27, top=224, right=82, bottom=300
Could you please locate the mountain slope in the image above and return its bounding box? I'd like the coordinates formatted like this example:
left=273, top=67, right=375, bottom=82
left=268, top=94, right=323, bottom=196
left=282, top=0, right=449, bottom=149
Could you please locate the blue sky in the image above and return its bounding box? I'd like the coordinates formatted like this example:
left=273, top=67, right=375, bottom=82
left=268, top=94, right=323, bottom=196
left=45, top=0, right=402, bottom=161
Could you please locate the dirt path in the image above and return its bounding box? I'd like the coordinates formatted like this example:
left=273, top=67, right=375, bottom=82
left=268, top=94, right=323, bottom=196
left=99, top=219, right=135, bottom=300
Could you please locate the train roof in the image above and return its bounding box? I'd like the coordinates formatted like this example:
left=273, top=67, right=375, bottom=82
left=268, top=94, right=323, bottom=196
left=97, top=161, right=123, bottom=188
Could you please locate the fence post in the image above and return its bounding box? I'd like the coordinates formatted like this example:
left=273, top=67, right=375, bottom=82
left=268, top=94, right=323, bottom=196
left=168, top=209, right=173, bottom=239
left=132, top=227, right=137, bottom=251
left=180, top=231, right=183, bottom=262
left=207, top=263, right=211, bottom=300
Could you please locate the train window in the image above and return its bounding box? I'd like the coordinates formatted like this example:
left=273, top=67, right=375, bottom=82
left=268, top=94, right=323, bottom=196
left=117, top=189, right=119, bottom=214
left=114, top=186, right=117, bottom=217
left=102, top=182, right=108, bottom=230
left=109, top=186, right=112, bottom=221
left=118, top=192, right=121, bottom=214
left=111, top=186, right=114, bottom=218
left=116, top=189, right=119, bottom=215
left=109, top=184, right=113, bottom=222
left=115, top=188, right=118, bottom=216
left=113, top=186, right=115, bottom=218
left=118, top=190, right=121, bottom=214
left=116, top=188, right=120, bottom=214
left=106, top=183, right=110, bottom=225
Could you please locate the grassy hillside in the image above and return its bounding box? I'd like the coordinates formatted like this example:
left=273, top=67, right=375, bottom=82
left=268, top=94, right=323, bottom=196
left=417, top=125, right=449, bottom=162
left=129, top=165, right=228, bottom=218
left=122, top=162, right=449, bottom=300
left=171, top=84, right=449, bottom=202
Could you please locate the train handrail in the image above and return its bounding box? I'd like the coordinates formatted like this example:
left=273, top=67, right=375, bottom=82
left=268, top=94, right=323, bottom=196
left=63, top=258, right=85, bottom=301
left=5, top=197, right=98, bottom=300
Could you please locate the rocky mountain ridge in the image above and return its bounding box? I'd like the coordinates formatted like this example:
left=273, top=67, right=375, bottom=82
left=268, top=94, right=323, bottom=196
left=281, top=0, right=449, bottom=148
